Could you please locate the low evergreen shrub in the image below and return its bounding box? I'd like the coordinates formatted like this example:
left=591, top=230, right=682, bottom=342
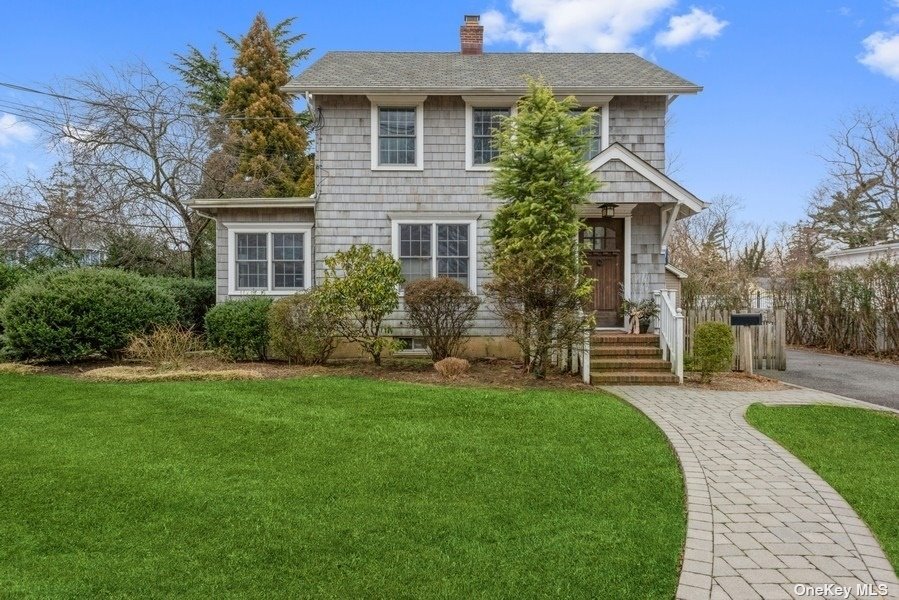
left=1, top=268, right=178, bottom=361
left=204, top=298, right=272, bottom=361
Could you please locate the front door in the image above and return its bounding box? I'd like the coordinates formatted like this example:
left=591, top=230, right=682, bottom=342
left=582, top=219, right=624, bottom=328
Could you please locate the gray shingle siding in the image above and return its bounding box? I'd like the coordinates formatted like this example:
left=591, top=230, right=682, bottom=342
left=213, top=92, right=683, bottom=333
left=215, top=207, right=315, bottom=302
left=315, top=95, right=502, bottom=335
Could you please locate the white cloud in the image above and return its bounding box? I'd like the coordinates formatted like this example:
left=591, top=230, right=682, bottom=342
left=0, top=113, right=37, bottom=147
left=482, top=9, right=535, bottom=46
left=482, top=1, right=727, bottom=53
left=484, top=0, right=675, bottom=52
left=655, top=7, right=728, bottom=48
left=859, top=31, right=899, bottom=80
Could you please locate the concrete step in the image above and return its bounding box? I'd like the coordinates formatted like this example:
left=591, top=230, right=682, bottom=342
left=591, top=345, right=662, bottom=358
left=592, top=333, right=659, bottom=346
left=591, top=358, right=672, bottom=371
left=591, top=371, right=679, bottom=385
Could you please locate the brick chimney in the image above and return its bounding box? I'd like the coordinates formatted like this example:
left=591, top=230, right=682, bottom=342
left=460, top=15, right=483, bottom=55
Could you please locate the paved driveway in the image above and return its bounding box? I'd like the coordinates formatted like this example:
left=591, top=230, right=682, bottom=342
left=762, top=348, right=899, bottom=410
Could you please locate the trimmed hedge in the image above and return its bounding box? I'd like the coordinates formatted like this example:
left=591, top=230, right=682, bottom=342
left=0, top=268, right=178, bottom=362
left=205, top=298, right=272, bottom=361
left=151, top=277, right=216, bottom=331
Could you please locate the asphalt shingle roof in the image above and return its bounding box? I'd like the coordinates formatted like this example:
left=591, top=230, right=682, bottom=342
left=286, top=52, right=701, bottom=94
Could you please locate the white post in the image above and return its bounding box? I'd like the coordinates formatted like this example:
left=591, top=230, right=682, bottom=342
left=582, top=327, right=591, bottom=384
left=652, top=290, right=662, bottom=335
left=675, top=307, right=685, bottom=384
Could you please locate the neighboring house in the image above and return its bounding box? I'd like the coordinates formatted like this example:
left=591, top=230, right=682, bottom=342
left=818, top=241, right=899, bottom=269
left=664, top=264, right=687, bottom=308
left=190, top=15, right=707, bottom=382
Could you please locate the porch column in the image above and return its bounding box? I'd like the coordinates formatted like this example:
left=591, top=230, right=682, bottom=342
left=623, top=215, right=632, bottom=300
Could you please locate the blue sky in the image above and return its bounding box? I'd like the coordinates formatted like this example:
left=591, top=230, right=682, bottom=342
left=1, top=1, right=897, bottom=226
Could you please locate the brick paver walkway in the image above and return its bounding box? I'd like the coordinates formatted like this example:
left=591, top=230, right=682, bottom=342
left=606, top=386, right=898, bottom=600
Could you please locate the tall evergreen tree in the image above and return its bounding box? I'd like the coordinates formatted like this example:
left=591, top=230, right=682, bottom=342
left=172, top=17, right=311, bottom=117
left=485, top=79, right=598, bottom=378
left=173, top=14, right=314, bottom=198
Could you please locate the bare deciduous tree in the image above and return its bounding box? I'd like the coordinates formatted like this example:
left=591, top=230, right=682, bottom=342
left=0, top=160, right=122, bottom=263
left=809, top=109, right=899, bottom=247
left=45, top=64, right=212, bottom=276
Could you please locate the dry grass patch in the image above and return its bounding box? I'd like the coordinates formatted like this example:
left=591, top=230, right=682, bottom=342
left=80, top=365, right=262, bottom=382
left=0, top=363, right=42, bottom=375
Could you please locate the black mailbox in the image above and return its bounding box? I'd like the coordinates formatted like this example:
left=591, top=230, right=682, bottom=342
left=730, top=313, right=763, bottom=326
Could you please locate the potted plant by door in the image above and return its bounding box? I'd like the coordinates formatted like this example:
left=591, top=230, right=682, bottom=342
left=619, top=298, right=660, bottom=334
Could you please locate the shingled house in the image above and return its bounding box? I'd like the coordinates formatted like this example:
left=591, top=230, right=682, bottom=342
left=191, top=15, right=706, bottom=383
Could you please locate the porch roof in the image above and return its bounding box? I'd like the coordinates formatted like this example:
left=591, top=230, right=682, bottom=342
left=585, top=143, right=707, bottom=217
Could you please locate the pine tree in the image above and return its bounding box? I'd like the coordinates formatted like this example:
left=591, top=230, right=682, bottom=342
left=220, top=13, right=313, bottom=197
left=172, top=16, right=312, bottom=117
left=486, top=79, right=599, bottom=378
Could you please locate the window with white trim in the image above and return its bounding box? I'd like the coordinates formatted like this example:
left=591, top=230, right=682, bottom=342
left=572, top=108, right=602, bottom=161
left=378, top=107, right=417, bottom=165
left=227, top=224, right=312, bottom=295
left=396, top=337, right=428, bottom=354
left=393, top=220, right=476, bottom=292
left=471, top=108, right=509, bottom=166
left=368, top=95, right=425, bottom=170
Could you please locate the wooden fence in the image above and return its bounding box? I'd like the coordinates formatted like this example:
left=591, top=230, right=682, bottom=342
left=684, top=308, right=787, bottom=371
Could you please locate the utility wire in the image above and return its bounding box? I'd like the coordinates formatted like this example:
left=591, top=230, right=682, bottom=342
left=0, top=80, right=314, bottom=123
left=0, top=199, right=189, bottom=231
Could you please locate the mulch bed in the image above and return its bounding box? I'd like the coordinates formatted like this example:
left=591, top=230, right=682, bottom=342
left=27, top=355, right=789, bottom=391
left=683, top=371, right=791, bottom=391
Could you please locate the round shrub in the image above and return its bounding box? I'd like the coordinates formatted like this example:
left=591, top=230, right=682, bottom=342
left=1, top=268, right=178, bottom=362
left=268, top=291, right=341, bottom=365
left=404, top=277, right=480, bottom=361
left=692, top=321, right=734, bottom=382
left=151, top=277, right=216, bottom=331
left=205, top=298, right=272, bottom=361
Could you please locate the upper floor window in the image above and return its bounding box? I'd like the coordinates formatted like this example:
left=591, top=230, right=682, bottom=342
left=368, top=95, right=425, bottom=171
left=378, top=108, right=416, bottom=165
left=472, top=108, right=509, bottom=166
left=572, top=108, right=602, bottom=161
left=392, top=219, right=478, bottom=293
left=464, top=98, right=516, bottom=171
left=226, top=223, right=312, bottom=295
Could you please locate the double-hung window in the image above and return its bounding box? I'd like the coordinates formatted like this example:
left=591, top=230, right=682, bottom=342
left=394, top=220, right=476, bottom=292
left=369, top=95, right=425, bottom=170
left=471, top=108, right=510, bottom=166
left=572, top=108, right=602, bottom=161
left=228, top=224, right=312, bottom=295
left=378, top=108, right=416, bottom=165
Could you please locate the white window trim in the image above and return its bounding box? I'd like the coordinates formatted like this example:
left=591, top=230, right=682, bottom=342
left=464, top=95, right=609, bottom=170
left=573, top=103, right=611, bottom=159
left=463, top=96, right=518, bottom=171
left=571, top=95, right=612, bottom=153
left=225, top=222, right=313, bottom=296
left=368, top=94, right=426, bottom=171
left=390, top=216, right=479, bottom=295
left=394, top=337, right=430, bottom=357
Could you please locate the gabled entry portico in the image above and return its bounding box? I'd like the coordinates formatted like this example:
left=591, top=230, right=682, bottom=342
left=575, top=142, right=707, bottom=383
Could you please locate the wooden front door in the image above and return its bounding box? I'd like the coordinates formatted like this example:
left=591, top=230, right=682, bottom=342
left=582, top=219, right=624, bottom=327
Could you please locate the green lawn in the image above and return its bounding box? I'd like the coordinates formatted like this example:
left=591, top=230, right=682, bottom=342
left=0, top=374, right=685, bottom=599
left=746, top=404, right=899, bottom=570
